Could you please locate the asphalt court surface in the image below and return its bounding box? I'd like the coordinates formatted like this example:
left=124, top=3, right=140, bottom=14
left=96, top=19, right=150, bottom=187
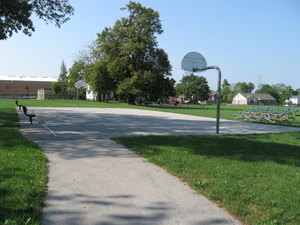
left=18, top=107, right=300, bottom=140
left=18, top=107, right=300, bottom=225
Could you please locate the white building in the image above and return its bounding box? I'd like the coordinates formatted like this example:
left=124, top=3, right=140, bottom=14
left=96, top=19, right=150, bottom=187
left=86, top=87, right=98, bottom=101
left=232, top=93, right=276, bottom=105
left=287, top=96, right=300, bottom=106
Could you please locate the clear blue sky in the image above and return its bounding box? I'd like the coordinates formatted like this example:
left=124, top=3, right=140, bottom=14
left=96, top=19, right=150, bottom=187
left=0, top=0, right=299, bottom=90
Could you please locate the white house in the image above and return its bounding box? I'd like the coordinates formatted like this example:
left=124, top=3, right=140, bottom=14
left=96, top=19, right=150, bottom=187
left=287, top=96, right=300, bottom=106
left=86, top=87, right=98, bottom=101
left=86, top=86, right=114, bottom=101
left=232, top=93, right=276, bottom=105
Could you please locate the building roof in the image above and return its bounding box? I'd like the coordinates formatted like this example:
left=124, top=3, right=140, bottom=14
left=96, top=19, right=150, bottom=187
left=239, top=93, right=276, bottom=100
left=0, top=75, right=57, bottom=82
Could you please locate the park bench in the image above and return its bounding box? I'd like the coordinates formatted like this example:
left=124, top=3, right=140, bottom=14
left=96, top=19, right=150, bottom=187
left=22, top=106, right=36, bottom=124
left=15, top=100, right=23, bottom=110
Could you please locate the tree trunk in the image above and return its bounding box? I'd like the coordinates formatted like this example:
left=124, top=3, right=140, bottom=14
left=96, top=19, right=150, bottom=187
left=128, top=95, right=136, bottom=105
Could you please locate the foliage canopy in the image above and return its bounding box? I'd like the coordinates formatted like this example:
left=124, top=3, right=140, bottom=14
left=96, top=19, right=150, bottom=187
left=0, top=0, right=74, bottom=40
left=175, top=74, right=210, bottom=101
left=91, top=1, right=174, bottom=104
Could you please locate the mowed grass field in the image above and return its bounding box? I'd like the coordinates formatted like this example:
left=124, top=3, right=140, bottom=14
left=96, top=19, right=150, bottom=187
left=1, top=99, right=300, bottom=225
left=0, top=100, right=48, bottom=225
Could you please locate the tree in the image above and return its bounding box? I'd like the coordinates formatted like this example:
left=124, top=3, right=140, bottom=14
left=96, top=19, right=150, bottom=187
left=84, top=61, right=115, bottom=102
left=68, top=61, right=86, bottom=99
left=295, top=88, right=300, bottom=95
left=221, top=79, right=232, bottom=103
left=0, top=0, right=74, bottom=40
left=175, top=74, right=210, bottom=102
left=232, top=82, right=255, bottom=94
left=273, top=83, right=293, bottom=104
left=77, top=40, right=99, bottom=65
left=51, top=82, right=61, bottom=95
left=255, top=83, right=294, bottom=104
left=95, top=1, right=173, bottom=104
left=255, top=84, right=279, bottom=101
left=58, top=60, right=68, bottom=98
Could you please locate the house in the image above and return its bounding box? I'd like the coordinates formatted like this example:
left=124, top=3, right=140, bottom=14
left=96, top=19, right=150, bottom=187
left=86, top=88, right=98, bottom=101
left=232, top=93, right=276, bottom=105
left=287, top=96, right=300, bottom=106
left=208, top=91, right=218, bottom=103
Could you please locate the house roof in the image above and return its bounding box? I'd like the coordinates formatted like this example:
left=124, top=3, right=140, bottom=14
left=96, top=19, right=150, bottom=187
left=239, top=93, right=276, bottom=101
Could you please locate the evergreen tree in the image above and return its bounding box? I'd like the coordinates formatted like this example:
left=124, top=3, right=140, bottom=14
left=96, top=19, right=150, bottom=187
left=58, top=60, right=68, bottom=98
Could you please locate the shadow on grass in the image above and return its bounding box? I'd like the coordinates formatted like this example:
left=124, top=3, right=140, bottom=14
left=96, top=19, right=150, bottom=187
left=113, top=133, right=300, bottom=167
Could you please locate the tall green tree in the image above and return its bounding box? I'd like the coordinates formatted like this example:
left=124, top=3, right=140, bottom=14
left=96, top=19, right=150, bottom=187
left=84, top=61, right=115, bottom=102
left=58, top=60, right=68, bottom=98
left=0, top=0, right=74, bottom=40
left=273, top=83, right=293, bottom=104
left=95, top=1, right=173, bottom=104
left=68, top=61, right=86, bottom=99
left=232, top=82, right=255, bottom=94
left=221, top=79, right=232, bottom=103
left=175, top=74, right=210, bottom=102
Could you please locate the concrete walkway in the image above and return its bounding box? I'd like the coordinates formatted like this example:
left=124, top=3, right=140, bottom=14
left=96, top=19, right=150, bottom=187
left=18, top=107, right=300, bottom=225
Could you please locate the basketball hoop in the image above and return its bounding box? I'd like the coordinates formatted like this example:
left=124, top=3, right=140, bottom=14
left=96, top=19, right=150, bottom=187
left=75, top=80, right=88, bottom=89
left=181, top=52, right=222, bottom=134
left=75, top=80, right=88, bottom=107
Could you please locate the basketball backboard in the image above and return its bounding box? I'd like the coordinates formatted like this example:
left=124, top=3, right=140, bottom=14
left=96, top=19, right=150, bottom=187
left=181, top=52, right=207, bottom=72
left=75, top=80, right=88, bottom=89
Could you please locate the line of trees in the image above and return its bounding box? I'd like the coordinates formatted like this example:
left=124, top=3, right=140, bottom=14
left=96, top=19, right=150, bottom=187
left=221, top=79, right=300, bottom=104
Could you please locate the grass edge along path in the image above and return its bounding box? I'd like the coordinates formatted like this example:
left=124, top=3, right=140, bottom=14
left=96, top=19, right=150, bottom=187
left=113, top=134, right=300, bottom=225
left=0, top=101, right=48, bottom=225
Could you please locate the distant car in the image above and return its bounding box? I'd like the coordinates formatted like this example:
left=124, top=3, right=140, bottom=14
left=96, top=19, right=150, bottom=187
left=23, top=95, right=36, bottom=99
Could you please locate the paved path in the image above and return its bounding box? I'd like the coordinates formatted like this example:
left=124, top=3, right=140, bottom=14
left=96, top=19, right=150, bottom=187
left=18, top=107, right=300, bottom=225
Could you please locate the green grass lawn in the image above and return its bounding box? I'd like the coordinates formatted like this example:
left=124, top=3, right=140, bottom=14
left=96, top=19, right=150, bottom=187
left=0, top=100, right=48, bottom=225
left=113, top=134, right=300, bottom=225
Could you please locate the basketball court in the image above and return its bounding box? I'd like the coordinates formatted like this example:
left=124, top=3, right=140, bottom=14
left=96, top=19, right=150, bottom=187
left=18, top=107, right=300, bottom=225
left=18, top=107, right=300, bottom=140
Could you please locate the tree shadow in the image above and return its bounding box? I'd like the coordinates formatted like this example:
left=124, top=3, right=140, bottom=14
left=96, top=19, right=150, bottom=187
left=43, top=191, right=172, bottom=225
left=115, top=134, right=300, bottom=167
left=43, top=191, right=234, bottom=225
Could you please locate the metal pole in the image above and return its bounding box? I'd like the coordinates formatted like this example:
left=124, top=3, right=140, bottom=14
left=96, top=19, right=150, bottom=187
left=76, top=88, right=79, bottom=107
left=215, top=66, right=221, bottom=134
left=193, top=66, right=221, bottom=134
